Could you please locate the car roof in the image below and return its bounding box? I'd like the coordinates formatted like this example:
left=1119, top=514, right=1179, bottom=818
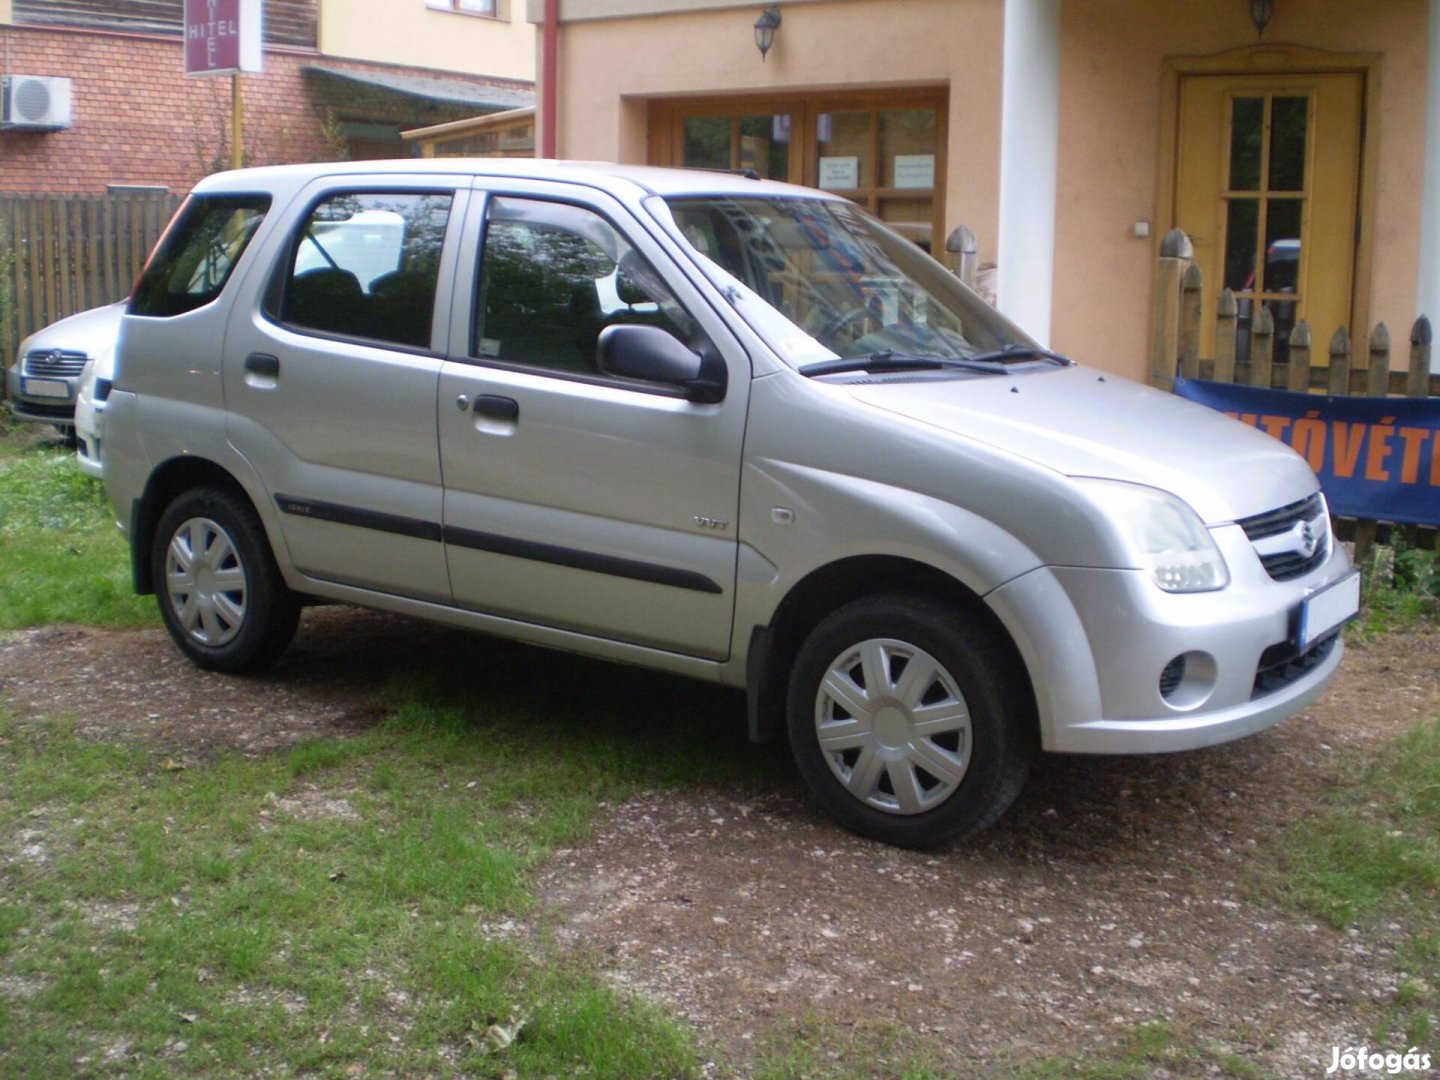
left=191, top=158, right=836, bottom=203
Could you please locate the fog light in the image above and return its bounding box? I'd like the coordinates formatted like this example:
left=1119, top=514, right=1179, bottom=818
left=1159, top=655, right=1186, bottom=698
left=1158, top=651, right=1217, bottom=710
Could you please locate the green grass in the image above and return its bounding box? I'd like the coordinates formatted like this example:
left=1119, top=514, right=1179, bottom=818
left=0, top=700, right=716, bottom=1078
left=1266, top=717, right=1440, bottom=1056
left=0, top=421, right=154, bottom=629
left=1002, top=1020, right=1267, bottom=1080
left=1353, top=538, right=1440, bottom=638
left=1279, top=719, right=1440, bottom=929
left=749, top=1015, right=949, bottom=1080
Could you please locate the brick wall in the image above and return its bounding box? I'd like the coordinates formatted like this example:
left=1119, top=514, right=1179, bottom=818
left=0, top=24, right=533, bottom=195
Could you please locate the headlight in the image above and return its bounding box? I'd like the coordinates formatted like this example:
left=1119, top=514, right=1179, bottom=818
left=1075, top=479, right=1229, bottom=593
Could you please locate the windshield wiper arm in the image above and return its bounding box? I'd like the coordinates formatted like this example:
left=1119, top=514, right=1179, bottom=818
left=963, top=343, right=1074, bottom=366
left=798, top=350, right=1008, bottom=378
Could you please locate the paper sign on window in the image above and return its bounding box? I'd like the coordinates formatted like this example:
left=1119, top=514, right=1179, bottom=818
left=893, top=154, right=935, bottom=190
left=818, top=156, right=859, bottom=190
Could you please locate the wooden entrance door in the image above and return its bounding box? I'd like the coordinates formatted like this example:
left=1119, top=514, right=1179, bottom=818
left=1174, top=72, right=1363, bottom=364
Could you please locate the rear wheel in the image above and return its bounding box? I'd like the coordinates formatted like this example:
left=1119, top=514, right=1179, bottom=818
left=152, top=487, right=299, bottom=673
left=786, top=593, right=1032, bottom=848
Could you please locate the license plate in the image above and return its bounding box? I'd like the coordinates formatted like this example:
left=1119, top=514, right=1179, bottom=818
left=21, top=377, right=70, bottom=399
left=1297, top=569, right=1361, bottom=650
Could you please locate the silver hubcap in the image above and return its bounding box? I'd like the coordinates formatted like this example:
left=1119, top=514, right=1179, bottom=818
left=814, top=638, right=972, bottom=815
left=165, top=516, right=247, bottom=647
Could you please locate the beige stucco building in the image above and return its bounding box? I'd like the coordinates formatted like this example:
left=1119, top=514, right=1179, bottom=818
left=323, top=0, right=535, bottom=83
left=527, top=0, right=1437, bottom=382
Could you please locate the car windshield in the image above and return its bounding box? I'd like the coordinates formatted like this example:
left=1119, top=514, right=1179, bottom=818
left=654, top=194, right=1031, bottom=368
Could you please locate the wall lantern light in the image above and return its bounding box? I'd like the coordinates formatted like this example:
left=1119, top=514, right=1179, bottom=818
left=754, top=6, right=782, bottom=62
left=1249, top=0, right=1274, bottom=38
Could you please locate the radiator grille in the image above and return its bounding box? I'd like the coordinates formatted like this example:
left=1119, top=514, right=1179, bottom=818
left=1237, top=493, right=1330, bottom=581
left=23, top=348, right=87, bottom=377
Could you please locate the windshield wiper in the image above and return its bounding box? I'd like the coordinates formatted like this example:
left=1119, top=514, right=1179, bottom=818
left=963, top=343, right=1074, bottom=366
left=798, top=350, right=1008, bottom=378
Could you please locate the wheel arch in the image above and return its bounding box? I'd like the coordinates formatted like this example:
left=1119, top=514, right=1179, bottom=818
left=131, top=456, right=256, bottom=595
left=745, top=554, right=1036, bottom=745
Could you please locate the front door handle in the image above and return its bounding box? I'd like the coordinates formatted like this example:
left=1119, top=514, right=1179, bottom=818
left=245, top=353, right=280, bottom=377
left=473, top=395, right=519, bottom=421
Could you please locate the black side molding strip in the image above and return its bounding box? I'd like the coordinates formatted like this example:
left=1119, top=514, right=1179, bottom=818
left=275, top=495, right=443, bottom=542
left=274, top=495, right=723, bottom=595
left=442, top=524, right=724, bottom=595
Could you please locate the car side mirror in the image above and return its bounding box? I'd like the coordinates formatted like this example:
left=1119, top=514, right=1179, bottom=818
left=596, top=324, right=726, bottom=403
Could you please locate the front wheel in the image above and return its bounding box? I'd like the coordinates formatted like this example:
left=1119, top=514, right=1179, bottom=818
left=786, top=594, right=1033, bottom=848
left=152, top=487, right=300, bottom=673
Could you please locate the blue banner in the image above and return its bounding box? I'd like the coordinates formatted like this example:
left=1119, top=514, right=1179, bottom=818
left=1174, top=378, right=1440, bottom=527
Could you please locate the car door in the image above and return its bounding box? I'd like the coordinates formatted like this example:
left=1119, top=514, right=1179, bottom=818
left=224, top=176, right=469, bottom=603
left=437, top=181, right=749, bottom=659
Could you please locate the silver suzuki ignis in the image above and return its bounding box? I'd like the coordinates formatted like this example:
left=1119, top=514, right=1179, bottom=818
left=102, top=160, right=1359, bottom=846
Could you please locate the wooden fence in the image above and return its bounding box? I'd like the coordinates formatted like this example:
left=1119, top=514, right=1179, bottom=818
left=1149, top=227, right=1438, bottom=555
left=0, top=191, right=182, bottom=363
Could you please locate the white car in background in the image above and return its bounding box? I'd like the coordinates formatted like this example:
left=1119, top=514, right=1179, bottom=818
left=4, top=302, right=126, bottom=476
left=70, top=303, right=126, bottom=477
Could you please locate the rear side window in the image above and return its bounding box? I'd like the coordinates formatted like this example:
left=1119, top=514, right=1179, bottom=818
left=131, top=195, right=270, bottom=317
left=270, top=191, right=454, bottom=350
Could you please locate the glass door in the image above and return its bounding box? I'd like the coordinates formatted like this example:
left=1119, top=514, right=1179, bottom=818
left=1175, top=73, right=1362, bottom=366
left=680, top=111, right=799, bottom=183
left=814, top=106, right=941, bottom=251
left=658, top=92, right=947, bottom=251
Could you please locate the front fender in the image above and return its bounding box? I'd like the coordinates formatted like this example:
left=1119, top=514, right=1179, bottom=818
left=734, top=457, right=1045, bottom=631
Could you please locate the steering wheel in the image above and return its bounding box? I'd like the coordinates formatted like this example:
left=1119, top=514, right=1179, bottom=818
left=817, top=305, right=874, bottom=344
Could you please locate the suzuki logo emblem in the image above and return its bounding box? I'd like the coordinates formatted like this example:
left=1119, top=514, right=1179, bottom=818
left=1298, top=520, right=1318, bottom=559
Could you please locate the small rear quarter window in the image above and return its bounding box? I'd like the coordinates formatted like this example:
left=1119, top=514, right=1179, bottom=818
left=131, top=194, right=271, bottom=318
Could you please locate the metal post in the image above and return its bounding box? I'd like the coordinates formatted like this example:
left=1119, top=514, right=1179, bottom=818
left=232, top=73, right=244, bottom=171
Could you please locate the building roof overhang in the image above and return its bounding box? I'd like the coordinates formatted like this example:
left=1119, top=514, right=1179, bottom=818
left=303, top=64, right=535, bottom=112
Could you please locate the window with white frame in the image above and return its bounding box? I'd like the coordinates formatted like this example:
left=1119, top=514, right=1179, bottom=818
left=425, top=0, right=500, bottom=16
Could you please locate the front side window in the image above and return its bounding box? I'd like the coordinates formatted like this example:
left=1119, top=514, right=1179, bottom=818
left=658, top=195, right=1025, bottom=367
left=131, top=195, right=270, bottom=318
left=474, top=197, right=695, bottom=377
left=273, top=191, right=453, bottom=349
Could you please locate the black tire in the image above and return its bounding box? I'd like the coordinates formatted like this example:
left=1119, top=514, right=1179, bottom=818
left=786, top=593, right=1033, bottom=848
left=151, top=486, right=300, bottom=673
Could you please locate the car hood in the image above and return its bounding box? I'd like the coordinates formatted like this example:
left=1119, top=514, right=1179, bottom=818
left=844, top=364, right=1318, bottom=524
left=19, top=301, right=126, bottom=373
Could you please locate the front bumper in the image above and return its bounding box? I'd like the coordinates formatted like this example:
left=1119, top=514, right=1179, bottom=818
left=75, top=390, right=103, bottom=478
left=987, top=523, right=1353, bottom=755
left=5, top=362, right=78, bottom=425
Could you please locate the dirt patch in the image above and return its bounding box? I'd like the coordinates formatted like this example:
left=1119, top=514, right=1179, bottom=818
left=2, top=611, right=1437, bottom=1076
left=0, top=607, right=447, bottom=757
left=537, top=629, right=1440, bottom=1077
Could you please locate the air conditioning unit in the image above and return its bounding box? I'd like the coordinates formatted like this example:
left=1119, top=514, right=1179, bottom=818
left=1, top=75, right=73, bottom=131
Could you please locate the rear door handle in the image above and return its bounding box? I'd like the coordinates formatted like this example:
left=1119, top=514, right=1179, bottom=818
left=245, top=353, right=280, bottom=377
left=473, top=395, right=518, bottom=421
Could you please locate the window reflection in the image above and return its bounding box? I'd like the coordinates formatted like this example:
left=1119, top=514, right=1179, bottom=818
left=1222, top=92, right=1312, bottom=367
left=1228, top=98, right=1263, bottom=191
left=1269, top=97, right=1308, bottom=192
left=682, top=114, right=792, bottom=180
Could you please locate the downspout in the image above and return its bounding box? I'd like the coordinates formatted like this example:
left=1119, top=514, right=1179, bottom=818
left=541, top=0, right=559, bottom=159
